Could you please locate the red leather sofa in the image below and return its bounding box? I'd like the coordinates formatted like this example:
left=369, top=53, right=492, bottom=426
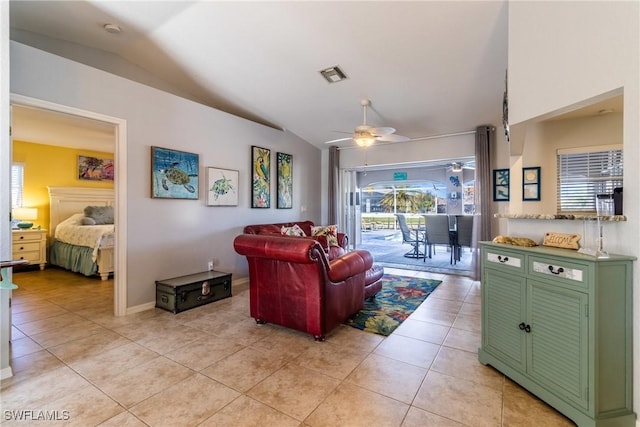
left=242, top=221, right=383, bottom=299
left=243, top=221, right=348, bottom=260
left=234, top=234, right=373, bottom=341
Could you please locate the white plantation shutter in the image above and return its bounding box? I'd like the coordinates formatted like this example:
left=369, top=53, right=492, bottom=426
left=11, top=163, right=24, bottom=207
left=557, top=148, right=623, bottom=213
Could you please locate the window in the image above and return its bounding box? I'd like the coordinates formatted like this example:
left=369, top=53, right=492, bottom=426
left=11, top=163, right=24, bottom=207
left=557, top=146, right=623, bottom=213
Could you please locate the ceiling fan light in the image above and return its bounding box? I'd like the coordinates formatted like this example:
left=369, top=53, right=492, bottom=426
left=354, top=131, right=375, bottom=147
left=451, top=163, right=463, bottom=172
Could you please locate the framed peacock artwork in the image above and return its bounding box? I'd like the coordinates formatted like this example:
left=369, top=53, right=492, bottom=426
left=251, top=146, right=271, bottom=208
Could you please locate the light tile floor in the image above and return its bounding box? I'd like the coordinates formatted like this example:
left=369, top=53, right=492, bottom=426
left=2, top=267, right=576, bottom=426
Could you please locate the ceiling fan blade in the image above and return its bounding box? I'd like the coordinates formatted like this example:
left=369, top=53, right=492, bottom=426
left=324, top=136, right=352, bottom=144
left=376, top=134, right=410, bottom=142
left=370, top=126, right=395, bottom=136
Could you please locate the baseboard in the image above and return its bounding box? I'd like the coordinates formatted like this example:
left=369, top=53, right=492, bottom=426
left=126, top=301, right=156, bottom=315
left=232, top=276, right=249, bottom=293
left=1, top=366, right=14, bottom=380
left=126, top=276, right=250, bottom=315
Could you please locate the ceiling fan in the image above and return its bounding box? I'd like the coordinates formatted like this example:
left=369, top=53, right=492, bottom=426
left=326, top=99, right=410, bottom=147
left=449, top=161, right=475, bottom=172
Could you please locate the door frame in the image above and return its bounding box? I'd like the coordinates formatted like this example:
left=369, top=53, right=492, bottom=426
left=11, top=94, right=128, bottom=317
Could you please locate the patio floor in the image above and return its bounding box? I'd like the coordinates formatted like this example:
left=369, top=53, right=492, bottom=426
left=358, top=228, right=475, bottom=277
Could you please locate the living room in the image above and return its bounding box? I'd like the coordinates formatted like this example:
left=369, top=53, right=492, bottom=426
left=1, top=1, right=639, bottom=426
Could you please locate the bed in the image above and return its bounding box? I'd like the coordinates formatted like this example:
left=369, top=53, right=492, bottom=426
left=48, top=186, right=115, bottom=280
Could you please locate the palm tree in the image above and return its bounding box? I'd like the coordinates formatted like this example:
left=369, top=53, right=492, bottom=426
left=379, top=188, right=434, bottom=213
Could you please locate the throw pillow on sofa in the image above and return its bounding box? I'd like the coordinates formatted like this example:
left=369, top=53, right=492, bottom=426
left=311, top=225, right=339, bottom=246
left=281, top=224, right=306, bottom=237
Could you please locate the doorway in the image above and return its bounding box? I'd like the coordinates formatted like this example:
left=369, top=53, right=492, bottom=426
left=344, top=158, right=476, bottom=276
left=11, top=94, right=127, bottom=316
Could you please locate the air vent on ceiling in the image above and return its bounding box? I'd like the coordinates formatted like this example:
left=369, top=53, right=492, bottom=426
left=319, top=65, right=348, bottom=84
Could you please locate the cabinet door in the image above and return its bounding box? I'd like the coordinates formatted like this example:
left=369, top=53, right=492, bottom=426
left=483, top=268, right=527, bottom=371
left=527, top=279, right=589, bottom=411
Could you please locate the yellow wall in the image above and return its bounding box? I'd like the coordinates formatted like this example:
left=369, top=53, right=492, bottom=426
left=12, top=140, right=114, bottom=236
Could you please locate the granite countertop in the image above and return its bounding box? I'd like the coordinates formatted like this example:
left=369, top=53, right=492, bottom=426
left=494, top=213, right=627, bottom=222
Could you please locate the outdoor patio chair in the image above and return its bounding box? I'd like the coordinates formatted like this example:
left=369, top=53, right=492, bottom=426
left=423, top=214, right=454, bottom=263
left=453, top=215, right=474, bottom=264
left=395, top=214, right=425, bottom=259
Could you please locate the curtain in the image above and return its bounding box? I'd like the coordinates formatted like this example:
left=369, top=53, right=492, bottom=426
left=328, top=146, right=339, bottom=225
left=473, top=125, right=494, bottom=280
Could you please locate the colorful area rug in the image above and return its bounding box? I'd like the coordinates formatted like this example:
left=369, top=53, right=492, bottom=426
left=345, top=274, right=442, bottom=336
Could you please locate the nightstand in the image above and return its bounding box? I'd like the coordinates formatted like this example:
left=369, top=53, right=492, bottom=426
left=12, top=229, right=47, bottom=270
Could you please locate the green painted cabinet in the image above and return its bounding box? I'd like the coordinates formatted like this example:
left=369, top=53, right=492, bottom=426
left=479, top=242, right=635, bottom=427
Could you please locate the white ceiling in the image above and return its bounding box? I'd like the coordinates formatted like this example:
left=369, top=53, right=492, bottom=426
left=9, top=1, right=626, bottom=154
left=10, top=0, right=512, bottom=151
left=12, top=105, right=116, bottom=152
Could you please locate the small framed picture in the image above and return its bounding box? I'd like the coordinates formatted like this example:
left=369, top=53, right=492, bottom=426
left=206, top=167, right=238, bottom=206
left=493, top=168, right=510, bottom=201
left=523, top=166, right=541, bottom=201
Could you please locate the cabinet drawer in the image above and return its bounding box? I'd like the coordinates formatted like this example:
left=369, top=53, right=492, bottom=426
left=12, top=250, right=40, bottom=263
left=13, top=232, right=43, bottom=242
left=484, top=249, right=524, bottom=272
left=528, top=256, right=588, bottom=288
left=13, top=242, right=41, bottom=252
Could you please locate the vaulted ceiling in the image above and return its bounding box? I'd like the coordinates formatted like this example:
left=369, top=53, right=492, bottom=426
left=10, top=1, right=510, bottom=151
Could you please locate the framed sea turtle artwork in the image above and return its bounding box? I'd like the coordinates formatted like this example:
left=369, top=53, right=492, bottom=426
left=206, top=167, right=238, bottom=206
left=251, top=146, right=271, bottom=208
left=151, top=146, right=199, bottom=199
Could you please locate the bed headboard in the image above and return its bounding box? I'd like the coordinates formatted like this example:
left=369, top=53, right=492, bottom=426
left=48, top=187, right=114, bottom=235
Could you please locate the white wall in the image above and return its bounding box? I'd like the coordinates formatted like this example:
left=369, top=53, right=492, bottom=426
left=507, top=1, right=640, bottom=418
left=10, top=41, right=323, bottom=307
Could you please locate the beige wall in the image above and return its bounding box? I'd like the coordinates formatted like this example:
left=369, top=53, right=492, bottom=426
left=505, top=112, right=623, bottom=216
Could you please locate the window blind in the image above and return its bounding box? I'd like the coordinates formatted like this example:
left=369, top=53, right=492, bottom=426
left=556, top=149, right=623, bottom=213
left=11, top=163, right=24, bottom=208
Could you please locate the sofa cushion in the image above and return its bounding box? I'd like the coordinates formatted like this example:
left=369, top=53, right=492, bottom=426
left=281, top=224, right=306, bottom=237
left=311, top=225, right=339, bottom=247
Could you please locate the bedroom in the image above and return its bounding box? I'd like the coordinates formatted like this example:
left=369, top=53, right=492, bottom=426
left=12, top=103, right=117, bottom=283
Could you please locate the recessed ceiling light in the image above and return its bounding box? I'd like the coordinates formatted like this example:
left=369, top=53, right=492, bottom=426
left=319, top=66, right=348, bottom=84
left=103, top=23, right=122, bottom=34
left=597, top=108, right=614, bottom=115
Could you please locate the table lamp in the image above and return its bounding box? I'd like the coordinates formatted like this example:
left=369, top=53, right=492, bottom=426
left=12, top=207, right=38, bottom=229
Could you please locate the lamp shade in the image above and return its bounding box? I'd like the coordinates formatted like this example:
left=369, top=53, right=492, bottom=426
left=13, top=207, right=38, bottom=220
left=12, top=207, right=38, bottom=229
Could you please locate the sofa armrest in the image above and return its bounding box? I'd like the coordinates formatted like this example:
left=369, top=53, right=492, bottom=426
left=233, top=234, right=325, bottom=264
left=337, top=233, right=348, bottom=249
left=326, top=249, right=373, bottom=283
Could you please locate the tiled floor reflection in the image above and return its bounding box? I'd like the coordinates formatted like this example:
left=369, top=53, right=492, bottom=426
left=2, top=267, right=576, bottom=426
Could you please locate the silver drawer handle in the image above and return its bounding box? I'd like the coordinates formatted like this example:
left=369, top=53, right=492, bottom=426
left=497, top=255, right=509, bottom=263
left=548, top=265, right=565, bottom=275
